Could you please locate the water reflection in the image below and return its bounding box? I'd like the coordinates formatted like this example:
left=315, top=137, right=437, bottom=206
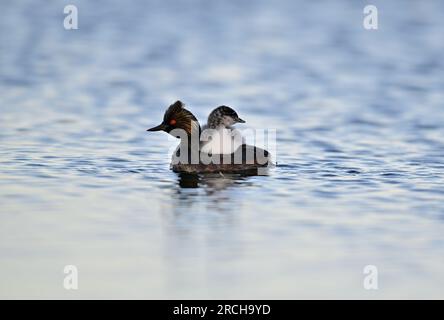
left=176, top=171, right=265, bottom=192
left=177, top=173, right=200, bottom=188
left=170, top=172, right=264, bottom=216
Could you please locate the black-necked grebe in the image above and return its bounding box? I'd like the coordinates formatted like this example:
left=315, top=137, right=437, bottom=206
left=147, top=100, right=271, bottom=173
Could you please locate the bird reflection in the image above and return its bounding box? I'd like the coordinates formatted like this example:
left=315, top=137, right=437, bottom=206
left=162, top=170, right=269, bottom=223
left=177, top=170, right=268, bottom=193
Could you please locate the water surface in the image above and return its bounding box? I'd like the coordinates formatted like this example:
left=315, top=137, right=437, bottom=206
left=1, top=0, right=444, bottom=298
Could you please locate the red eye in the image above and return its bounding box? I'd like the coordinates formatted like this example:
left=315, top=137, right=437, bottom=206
left=169, top=119, right=177, bottom=126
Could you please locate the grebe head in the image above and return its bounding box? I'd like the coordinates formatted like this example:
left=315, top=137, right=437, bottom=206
left=147, top=100, right=200, bottom=138
left=207, top=106, right=245, bottom=129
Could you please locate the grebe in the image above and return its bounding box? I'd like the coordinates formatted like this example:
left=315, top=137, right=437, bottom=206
left=147, top=100, right=271, bottom=174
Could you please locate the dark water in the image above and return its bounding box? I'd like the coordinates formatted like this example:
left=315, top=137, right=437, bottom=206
left=1, top=0, right=444, bottom=298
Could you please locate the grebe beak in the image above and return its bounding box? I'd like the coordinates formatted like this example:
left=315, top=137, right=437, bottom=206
left=147, top=123, right=167, bottom=132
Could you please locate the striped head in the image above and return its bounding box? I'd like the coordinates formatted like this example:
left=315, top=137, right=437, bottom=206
left=147, top=100, right=200, bottom=138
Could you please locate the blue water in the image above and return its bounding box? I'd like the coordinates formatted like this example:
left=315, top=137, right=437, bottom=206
left=1, top=0, right=444, bottom=298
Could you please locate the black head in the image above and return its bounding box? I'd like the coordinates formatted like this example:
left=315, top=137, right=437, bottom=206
left=207, top=105, right=245, bottom=129
left=147, top=100, right=200, bottom=137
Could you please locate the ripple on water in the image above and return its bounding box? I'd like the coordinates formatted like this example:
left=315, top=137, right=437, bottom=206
left=1, top=0, right=444, bottom=299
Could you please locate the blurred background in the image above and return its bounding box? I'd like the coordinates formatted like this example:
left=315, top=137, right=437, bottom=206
left=0, top=0, right=443, bottom=298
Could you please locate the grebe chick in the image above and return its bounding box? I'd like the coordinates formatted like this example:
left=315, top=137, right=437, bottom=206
left=201, top=106, right=246, bottom=155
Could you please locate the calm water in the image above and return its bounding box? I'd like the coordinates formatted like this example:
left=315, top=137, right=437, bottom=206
left=1, top=0, right=444, bottom=299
